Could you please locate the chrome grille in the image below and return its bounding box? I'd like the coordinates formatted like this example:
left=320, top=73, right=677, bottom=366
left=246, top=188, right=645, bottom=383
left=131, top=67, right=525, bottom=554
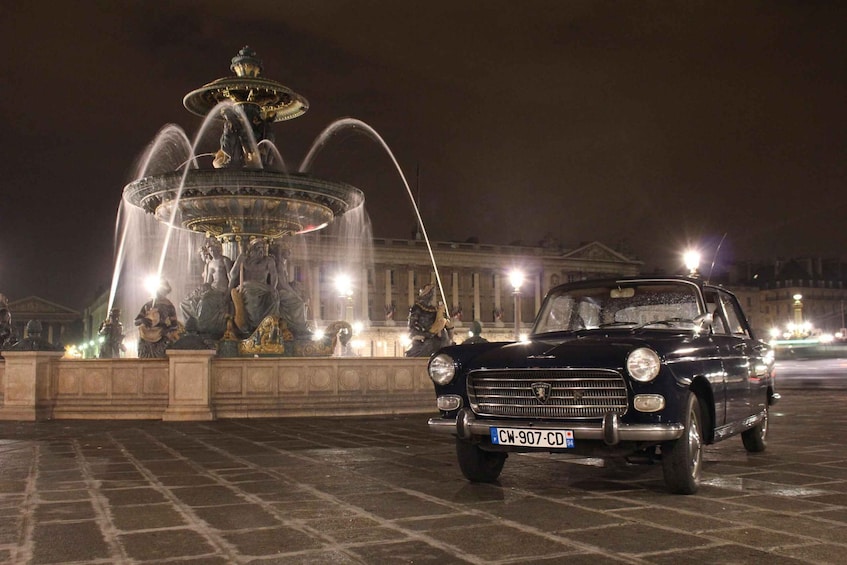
left=467, top=368, right=628, bottom=419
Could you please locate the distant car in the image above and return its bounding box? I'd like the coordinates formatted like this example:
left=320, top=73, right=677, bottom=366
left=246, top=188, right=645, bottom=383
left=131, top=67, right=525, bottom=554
left=427, top=276, right=779, bottom=494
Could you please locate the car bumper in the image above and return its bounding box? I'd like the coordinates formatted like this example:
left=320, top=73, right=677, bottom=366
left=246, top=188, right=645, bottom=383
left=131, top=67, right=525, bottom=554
left=428, top=408, right=684, bottom=446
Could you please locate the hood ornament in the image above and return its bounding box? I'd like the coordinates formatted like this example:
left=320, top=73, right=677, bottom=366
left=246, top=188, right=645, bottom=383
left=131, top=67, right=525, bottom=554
left=531, top=382, right=552, bottom=404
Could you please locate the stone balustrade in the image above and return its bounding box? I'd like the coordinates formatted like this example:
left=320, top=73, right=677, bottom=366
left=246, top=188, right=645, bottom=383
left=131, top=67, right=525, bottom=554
left=0, top=351, right=434, bottom=421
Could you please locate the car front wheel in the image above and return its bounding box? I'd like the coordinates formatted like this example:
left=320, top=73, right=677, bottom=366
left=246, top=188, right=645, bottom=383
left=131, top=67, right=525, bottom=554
left=662, top=392, right=703, bottom=494
left=741, top=407, right=768, bottom=452
left=456, top=438, right=507, bottom=482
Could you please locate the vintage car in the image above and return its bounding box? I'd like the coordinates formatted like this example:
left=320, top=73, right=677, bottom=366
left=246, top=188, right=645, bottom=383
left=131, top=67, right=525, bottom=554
left=427, top=276, right=779, bottom=494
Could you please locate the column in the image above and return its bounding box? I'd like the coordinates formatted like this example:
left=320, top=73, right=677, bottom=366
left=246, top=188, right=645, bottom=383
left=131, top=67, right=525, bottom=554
left=385, top=268, right=395, bottom=325
left=310, top=265, right=321, bottom=325
left=451, top=271, right=461, bottom=326
left=360, top=267, right=369, bottom=322
left=407, top=269, right=415, bottom=308
left=535, top=271, right=543, bottom=314
left=494, top=273, right=504, bottom=326
left=473, top=272, right=481, bottom=323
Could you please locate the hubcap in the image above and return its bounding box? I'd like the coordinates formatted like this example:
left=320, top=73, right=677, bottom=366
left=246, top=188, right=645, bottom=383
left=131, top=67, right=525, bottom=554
left=689, top=409, right=702, bottom=479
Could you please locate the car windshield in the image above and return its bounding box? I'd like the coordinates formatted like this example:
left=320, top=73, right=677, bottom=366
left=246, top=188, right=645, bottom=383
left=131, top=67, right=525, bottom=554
left=533, top=281, right=704, bottom=335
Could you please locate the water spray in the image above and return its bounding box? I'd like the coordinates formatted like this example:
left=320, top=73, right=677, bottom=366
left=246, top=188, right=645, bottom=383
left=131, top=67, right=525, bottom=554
left=300, top=118, right=449, bottom=307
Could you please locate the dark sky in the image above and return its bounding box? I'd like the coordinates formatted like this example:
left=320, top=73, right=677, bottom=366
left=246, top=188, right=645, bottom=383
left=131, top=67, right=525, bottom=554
left=1, top=1, right=846, bottom=310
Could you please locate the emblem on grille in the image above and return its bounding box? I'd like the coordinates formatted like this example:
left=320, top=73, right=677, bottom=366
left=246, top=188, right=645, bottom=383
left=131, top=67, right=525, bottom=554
left=531, top=382, right=552, bottom=404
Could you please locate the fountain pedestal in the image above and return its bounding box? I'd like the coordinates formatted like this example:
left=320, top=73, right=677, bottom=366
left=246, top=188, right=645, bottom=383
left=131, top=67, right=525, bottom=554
left=0, top=350, right=65, bottom=421
left=163, top=349, right=216, bottom=421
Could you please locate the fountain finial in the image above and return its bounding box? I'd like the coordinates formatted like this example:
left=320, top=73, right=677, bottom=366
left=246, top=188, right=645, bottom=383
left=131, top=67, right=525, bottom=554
left=230, top=46, right=263, bottom=77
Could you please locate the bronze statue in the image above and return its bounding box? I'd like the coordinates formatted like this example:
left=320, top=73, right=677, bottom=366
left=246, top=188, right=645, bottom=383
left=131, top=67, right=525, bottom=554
left=0, top=293, right=16, bottom=350
left=406, top=284, right=454, bottom=357
left=135, top=281, right=180, bottom=358
left=98, top=308, right=126, bottom=358
left=463, top=320, right=489, bottom=344
left=181, top=238, right=233, bottom=337
left=270, top=242, right=310, bottom=338
left=229, top=238, right=279, bottom=334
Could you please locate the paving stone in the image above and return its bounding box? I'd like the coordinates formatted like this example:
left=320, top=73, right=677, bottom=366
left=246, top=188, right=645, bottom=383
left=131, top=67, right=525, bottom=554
left=31, top=521, right=110, bottom=564
left=222, top=525, right=325, bottom=557
left=118, top=528, right=217, bottom=561
left=1, top=389, right=847, bottom=563
left=110, top=502, right=187, bottom=531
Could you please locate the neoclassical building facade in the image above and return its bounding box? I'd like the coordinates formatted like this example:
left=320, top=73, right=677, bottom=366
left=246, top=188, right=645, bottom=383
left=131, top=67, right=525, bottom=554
left=284, top=234, right=642, bottom=351
left=75, top=235, right=641, bottom=357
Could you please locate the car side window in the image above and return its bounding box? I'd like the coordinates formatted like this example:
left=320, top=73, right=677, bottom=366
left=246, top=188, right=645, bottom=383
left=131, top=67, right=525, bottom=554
left=718, top=291, right=750, bottom=338
left=704, top=291, right=728, bottom=335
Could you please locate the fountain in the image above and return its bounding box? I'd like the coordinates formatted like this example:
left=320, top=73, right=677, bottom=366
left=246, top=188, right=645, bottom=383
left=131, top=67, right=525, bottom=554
left=0, top=47, right=447, bottom=422
left=119, top=47, right=367, bottom=357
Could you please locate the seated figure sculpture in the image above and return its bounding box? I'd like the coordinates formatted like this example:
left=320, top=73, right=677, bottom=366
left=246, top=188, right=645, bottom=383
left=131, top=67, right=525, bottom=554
left=406, top=284, right=454, bottom=357
left=135, top=281, right=180, bottom=359
left=181, top=238, right=233, bottom=337
left=270, top=241, right=310, bottom=338
left=229, top=238, right=279, bottom=335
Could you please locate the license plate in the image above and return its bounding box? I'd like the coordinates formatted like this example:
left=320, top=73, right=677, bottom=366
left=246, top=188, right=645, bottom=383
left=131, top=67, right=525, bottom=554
left=490, top=427, right=574, bottom=448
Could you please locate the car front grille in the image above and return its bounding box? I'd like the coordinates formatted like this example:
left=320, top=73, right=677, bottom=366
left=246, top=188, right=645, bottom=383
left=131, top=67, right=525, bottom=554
left=467, top=368, right=628, bottom=419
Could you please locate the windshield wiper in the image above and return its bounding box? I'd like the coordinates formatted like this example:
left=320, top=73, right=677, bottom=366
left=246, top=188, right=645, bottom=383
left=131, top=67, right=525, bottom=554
left=598, top=322, right=638, bottom=328
left=633, top=318, right=692, bottom=330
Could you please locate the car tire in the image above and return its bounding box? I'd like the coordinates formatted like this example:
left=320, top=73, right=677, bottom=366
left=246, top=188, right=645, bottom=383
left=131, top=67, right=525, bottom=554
left=455, top=438, right=507, bottom=482
left=661, top=392, right=703, bottom=495
left=741, top=407, right=768, bottom=453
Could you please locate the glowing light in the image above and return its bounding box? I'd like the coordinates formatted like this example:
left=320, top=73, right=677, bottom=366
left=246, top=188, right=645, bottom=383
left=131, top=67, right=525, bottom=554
left=352, top=321, right=364, bottom=334
left=683, top=250, right=701, bottom=274
left=144, top=274, right=163, bottom=296
left=509, top=269, right=524, bottom=292
left=313, top=329, right=325, bottom=341
left=335, top=273, right=353, bottom=297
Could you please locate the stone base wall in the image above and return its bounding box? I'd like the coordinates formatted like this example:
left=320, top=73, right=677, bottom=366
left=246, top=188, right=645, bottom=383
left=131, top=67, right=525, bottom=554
left=0, top=354, right=434, bottom=421
left=52, top=359, right=169, bottom=419
left=212, top=358, right=432, bottom=418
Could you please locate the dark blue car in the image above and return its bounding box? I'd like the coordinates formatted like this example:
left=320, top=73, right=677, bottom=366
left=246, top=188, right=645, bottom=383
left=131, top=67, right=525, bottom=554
left=427, top=277, right=779, bottom=494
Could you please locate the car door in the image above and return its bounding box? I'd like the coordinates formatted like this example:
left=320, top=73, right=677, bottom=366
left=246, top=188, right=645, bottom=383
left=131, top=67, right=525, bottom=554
left=714, top=289, right=758, bottom=425
left=704, top=288, right=750, bottom=427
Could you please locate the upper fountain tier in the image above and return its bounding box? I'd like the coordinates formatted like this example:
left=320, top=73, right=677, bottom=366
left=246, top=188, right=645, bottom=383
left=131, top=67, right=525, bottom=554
left=183, top=46, right=309, bottom=123
left=123, top=47, right=363, bottom=241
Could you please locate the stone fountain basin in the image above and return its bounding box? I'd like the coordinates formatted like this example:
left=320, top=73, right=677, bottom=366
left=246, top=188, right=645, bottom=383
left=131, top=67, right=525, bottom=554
left=123, top=169, right=364, bottom=239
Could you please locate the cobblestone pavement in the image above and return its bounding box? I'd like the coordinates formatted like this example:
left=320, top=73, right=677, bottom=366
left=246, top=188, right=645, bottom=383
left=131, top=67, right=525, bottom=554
left=1, top=388, right=846, bottom=564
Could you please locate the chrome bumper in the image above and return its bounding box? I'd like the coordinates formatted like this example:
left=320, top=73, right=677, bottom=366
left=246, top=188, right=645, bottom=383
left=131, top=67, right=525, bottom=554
left=428, top=408, right=684, bottom=446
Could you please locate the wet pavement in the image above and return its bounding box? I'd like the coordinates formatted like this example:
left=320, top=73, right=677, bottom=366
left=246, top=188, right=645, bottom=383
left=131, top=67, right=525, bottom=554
left=1, top=386, right=847, bottom=564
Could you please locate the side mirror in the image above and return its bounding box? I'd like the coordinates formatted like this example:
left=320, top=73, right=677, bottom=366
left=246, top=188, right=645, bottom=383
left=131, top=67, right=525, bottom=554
left=693, top=312, right=713, bottom=330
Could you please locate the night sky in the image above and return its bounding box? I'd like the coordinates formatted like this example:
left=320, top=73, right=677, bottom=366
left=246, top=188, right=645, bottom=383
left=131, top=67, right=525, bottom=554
left=1, top=1, right=846, bottom=310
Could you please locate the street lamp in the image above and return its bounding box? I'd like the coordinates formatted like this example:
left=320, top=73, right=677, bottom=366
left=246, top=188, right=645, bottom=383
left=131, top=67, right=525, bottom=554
left=793, top=294, right=803, bottom=332
left=683, top=250, right=701, bottom=277
left=509, top=269, right=524, bottom=341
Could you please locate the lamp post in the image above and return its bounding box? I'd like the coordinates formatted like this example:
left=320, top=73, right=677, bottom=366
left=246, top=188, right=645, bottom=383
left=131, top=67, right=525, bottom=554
left=509, top=269, right=524, bottom=341
left=792, top=294, right=803, bottom=334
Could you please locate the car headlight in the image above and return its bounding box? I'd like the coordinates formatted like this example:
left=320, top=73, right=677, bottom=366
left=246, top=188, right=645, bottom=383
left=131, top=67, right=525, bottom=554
left=626, top=347, right=661, bottom=382
left=428, top=354, right=456, bottom=385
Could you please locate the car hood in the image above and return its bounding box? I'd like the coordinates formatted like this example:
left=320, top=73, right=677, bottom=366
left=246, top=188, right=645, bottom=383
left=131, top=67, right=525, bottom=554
left=445, top=330, right=700, bottom=372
